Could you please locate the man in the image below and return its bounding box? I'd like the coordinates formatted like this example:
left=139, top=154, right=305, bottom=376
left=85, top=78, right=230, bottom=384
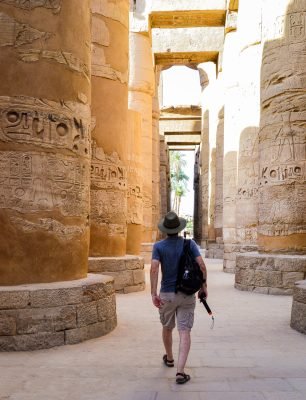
left=150, top=211, right=208, bottom=384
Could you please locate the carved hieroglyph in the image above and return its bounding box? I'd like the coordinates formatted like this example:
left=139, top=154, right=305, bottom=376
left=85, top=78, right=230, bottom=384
left=0, top=97, right=91, bottom=285
left=0, top=12, right=51, bottom=47
left=126, top=110, right=143, bottom=254
left=90, top=142, right=128, bottom=256
left=1, top=0, right=61, bottom=12
left=91, top=141, right=127, bottom=232
left=0, top=97, right=91, bottom=156
left=259, top=0, right=306, bottom=253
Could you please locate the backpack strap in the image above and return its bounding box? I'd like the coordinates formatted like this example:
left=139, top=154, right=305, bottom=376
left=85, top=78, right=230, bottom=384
left=183, top=239, right=190, bottom=254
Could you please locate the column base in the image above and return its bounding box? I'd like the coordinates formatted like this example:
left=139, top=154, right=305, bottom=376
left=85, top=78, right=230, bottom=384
left=89, top=255, right=145, bottom=294
left=0, top=274, right=117, bottom=351
left=205, top=239, right=224, bottom=259
left=140, top=242, right=154, bottom=264
left=223, top=244, right=258, bottom=273
left=235, top=252, right=306, bottom=295
left=291, top=280, right=306, bottom=334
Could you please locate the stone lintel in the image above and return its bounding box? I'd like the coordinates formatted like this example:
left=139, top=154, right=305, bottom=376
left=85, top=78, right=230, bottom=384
left=151, top=0, right=227, bottom=13
left=160, top=119, right=202, bottom=133
left=153, top=27, right=224, bottom=54
left=88, top=255, right=145, bottom=293
left=164, top=133, right=201, bottom=145
left=151, top=10, right=226, bottom=29
left=155, top=51, right=219, bottom=67
left=160, top=105, right=202, bottom=117
left=0, top=274, right=116, bottom=351
left=168, top=145, right=196, bottom=151
left=235, top=252, right=306, bottom=295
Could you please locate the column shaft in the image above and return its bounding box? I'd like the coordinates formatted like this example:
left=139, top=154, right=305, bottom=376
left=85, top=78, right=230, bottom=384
left=128, top=32, right=155, bottom=243
left=90, top=0, right=129, bottom=257
left=0, top=1, right=91, bottom=284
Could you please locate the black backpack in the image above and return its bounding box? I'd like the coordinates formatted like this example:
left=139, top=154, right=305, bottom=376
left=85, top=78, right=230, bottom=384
left=175, top=239, right=204, bottom=295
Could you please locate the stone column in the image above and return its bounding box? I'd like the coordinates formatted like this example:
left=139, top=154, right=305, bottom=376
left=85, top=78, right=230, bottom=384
left=199, top=100, right=209, bottom=246
left=126, top=109, right=143, bottom=255
left=88, top=0, right=145, bottom=294
left=198, top=62, right=225, bottom=259
left=235, top=0, right=261, bottom=254
left=152, top=68, right=161, bottom=242
left=236, top=0, right=306, bottom=295
left=214, top=104, right=224, bottom=241
left=0, top=1, right=91, bottom=285
left=90, top=0, right=129, bottom=257
left=159, top=136, right=169, bottom=218
left=128, top=32, right=155, bottom=244
left=0, top=1, right=117, bottom=351
left=222, top=29, right=241, bottom=272
left=193, top=147, right=202, bottom=243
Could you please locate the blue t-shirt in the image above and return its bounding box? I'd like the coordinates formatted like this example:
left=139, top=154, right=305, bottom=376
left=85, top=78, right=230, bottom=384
left=152, top=236, right=201, bottom=293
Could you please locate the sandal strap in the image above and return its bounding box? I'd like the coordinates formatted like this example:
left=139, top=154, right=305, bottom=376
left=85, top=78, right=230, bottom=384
left=163, top=355, right=174, bottom=363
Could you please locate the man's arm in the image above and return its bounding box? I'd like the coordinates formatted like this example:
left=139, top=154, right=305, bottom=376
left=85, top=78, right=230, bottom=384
left=196, top=255, right=208, bottom=298
left=150, top=259, right=164, bottom=308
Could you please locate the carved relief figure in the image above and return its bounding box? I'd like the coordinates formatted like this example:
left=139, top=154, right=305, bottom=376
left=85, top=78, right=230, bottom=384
left=0, top=152, right=89, bottom=216
left=274, top=112, right=296, bottom=162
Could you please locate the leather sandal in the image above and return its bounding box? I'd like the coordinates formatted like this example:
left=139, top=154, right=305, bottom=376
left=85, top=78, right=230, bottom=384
left=163, top=354, right=174, bottom=367
left=176, top=372, right=190, bottom=384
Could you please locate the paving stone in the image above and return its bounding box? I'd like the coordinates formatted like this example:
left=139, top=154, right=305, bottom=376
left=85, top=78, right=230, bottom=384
left=157, top=392, right=201, bottom=400
left=227, top=378, right=294, bottom=392
left=199, top=393, right=265, bottom=400
left=262, top=392, right=306, bottom=400
left=125, top=392, right=157, bottom=400
left=286, top=378, right=306, bottom=391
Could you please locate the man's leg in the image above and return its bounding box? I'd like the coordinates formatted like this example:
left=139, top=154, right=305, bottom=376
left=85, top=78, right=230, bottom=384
left=162, top=327, right=173, bottom=361
left=177, top=329, right=191, bottom=374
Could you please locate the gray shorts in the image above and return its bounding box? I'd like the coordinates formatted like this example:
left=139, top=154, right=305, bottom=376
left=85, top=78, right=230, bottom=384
left=159, top=292, right=196, bottom=331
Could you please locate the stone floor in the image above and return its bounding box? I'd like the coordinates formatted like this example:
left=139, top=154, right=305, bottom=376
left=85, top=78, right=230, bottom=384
left=1, top=259, right=306, bottom=400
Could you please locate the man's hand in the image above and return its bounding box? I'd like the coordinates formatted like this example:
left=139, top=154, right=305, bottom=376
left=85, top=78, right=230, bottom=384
left=198, top=286, right=208, bottom=299
left=151, top=294, right=164, bottom=308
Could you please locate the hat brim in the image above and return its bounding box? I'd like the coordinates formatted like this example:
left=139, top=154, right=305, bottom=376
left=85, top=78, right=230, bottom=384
left=158, top=217, right=187, bottom=234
